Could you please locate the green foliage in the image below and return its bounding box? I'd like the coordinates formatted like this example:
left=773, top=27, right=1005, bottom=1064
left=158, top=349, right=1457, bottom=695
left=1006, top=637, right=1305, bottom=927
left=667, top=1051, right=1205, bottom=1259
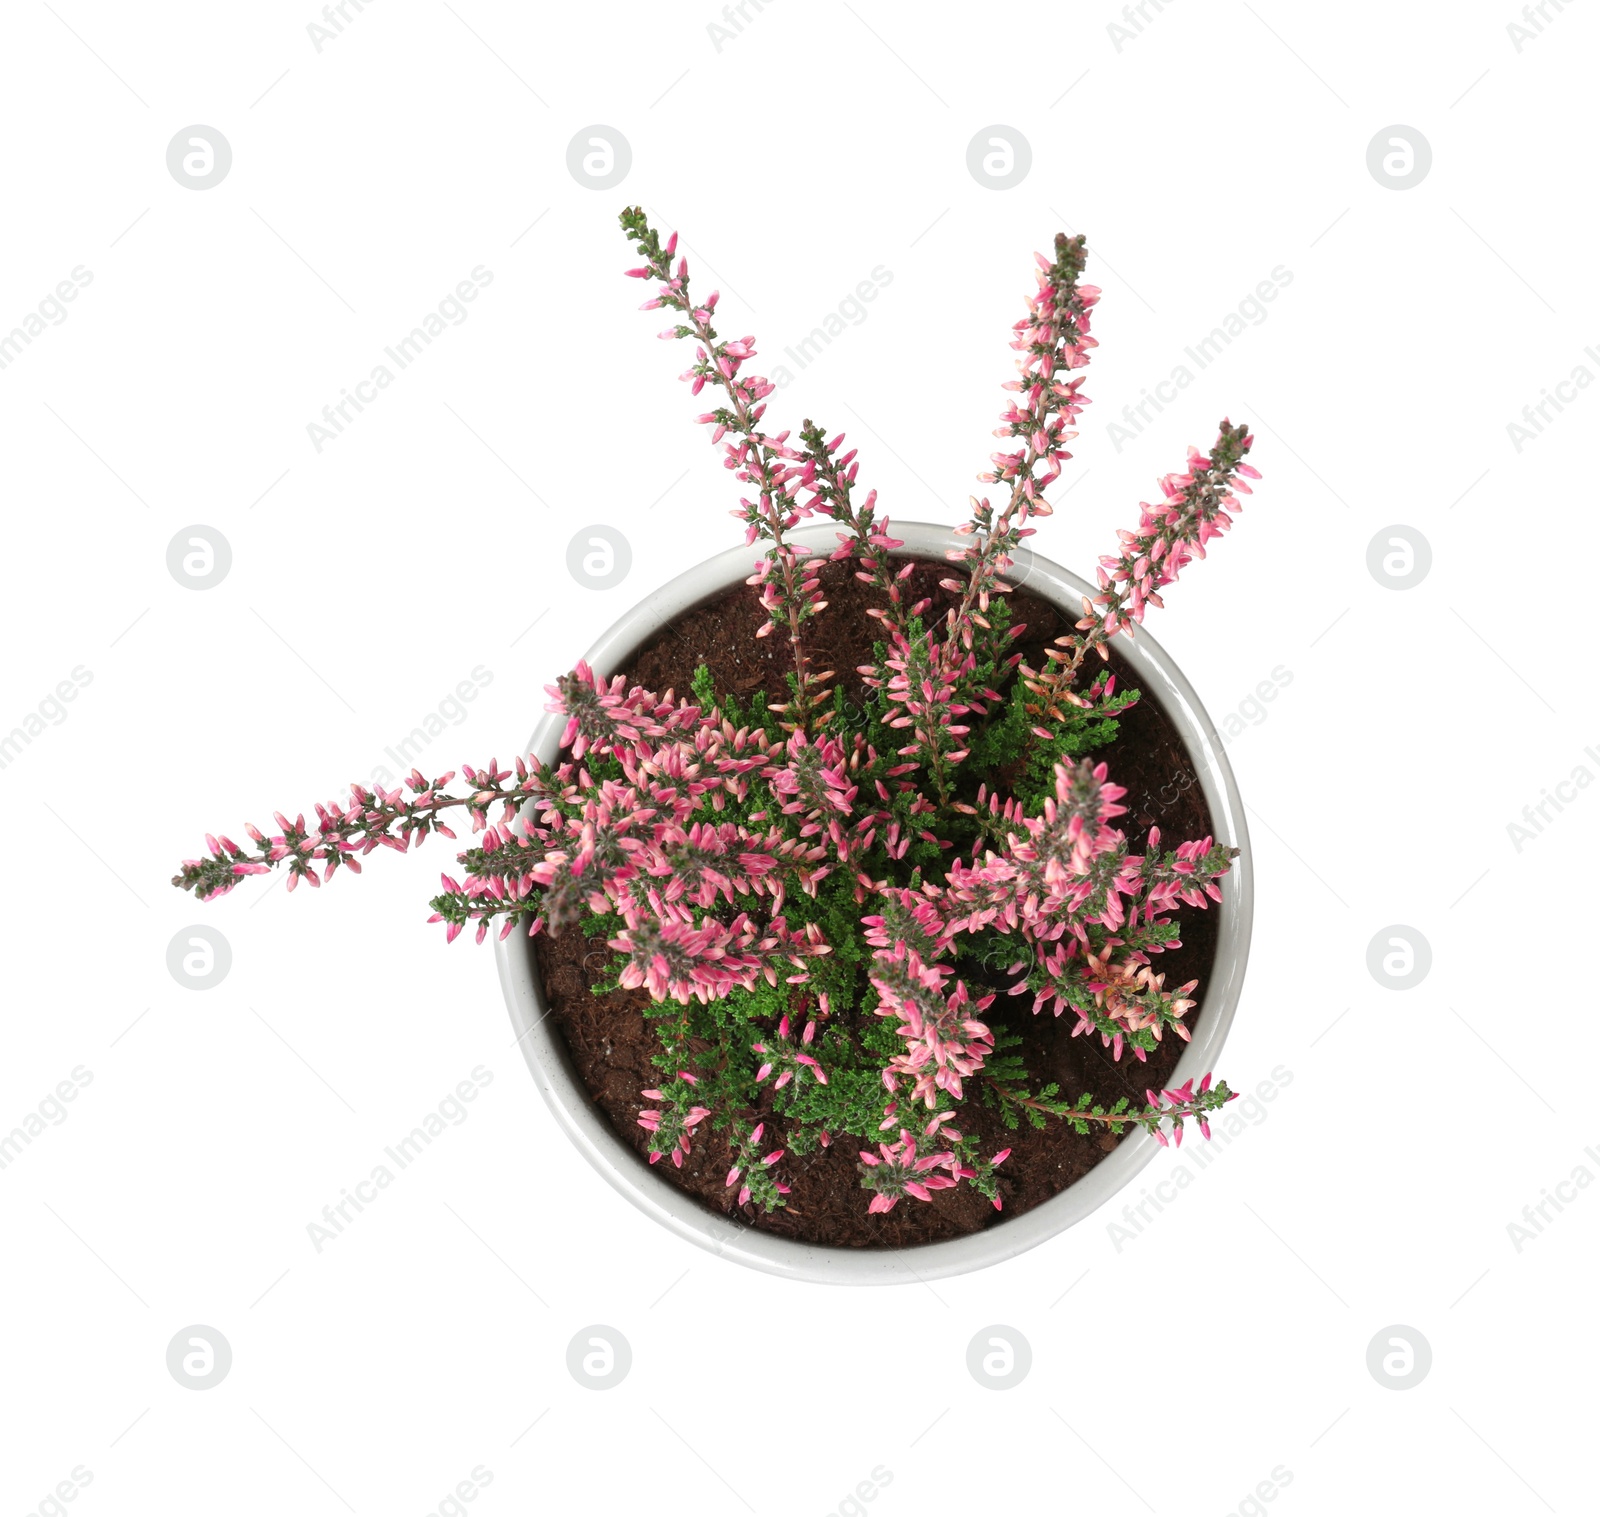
left=979, top=1028, right=1062, bottom=1132
left=775, top=1059, right=897, bottom=1148
left=981, top=1028, right=1141, bottom=1135
left=726, top=1121, right=790, bottom=1210
left=696, top=663, right=783, bottom=743
left=689, top=662, right=717, bottom=714
left=967, top=678, right=1140, bottom=813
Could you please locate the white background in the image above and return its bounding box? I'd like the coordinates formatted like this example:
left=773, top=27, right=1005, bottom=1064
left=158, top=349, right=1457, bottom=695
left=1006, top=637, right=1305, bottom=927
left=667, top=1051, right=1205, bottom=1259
left=2, top=2, right=1595, bottom=1513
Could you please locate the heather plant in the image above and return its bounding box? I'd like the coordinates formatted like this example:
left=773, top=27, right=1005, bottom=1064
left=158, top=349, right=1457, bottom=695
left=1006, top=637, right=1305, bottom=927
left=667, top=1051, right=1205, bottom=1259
left=174, top=210, right=1261, bottom=1220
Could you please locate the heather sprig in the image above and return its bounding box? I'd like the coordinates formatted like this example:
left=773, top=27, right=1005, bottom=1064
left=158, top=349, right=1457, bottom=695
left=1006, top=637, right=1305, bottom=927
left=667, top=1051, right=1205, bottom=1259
left=870, top=944, right=995, bottom=1108
left=621, top=207, right=832, bottom=733
left=638, top=1073, right=713, bottom=1168
left=752, top=1010, right=830, bottom=1090
left=724, top=1122, right=790, bottom=1209
left=174, top=214, right=1262, bottom=1222
left=983, top=1066, right=1237, bottom=1147
left=857, top=1109, right=1014, bottom=1214
left=858, top=1127, right=963, bottom=1214
left=1024, top=420, right=1260, bottom=731
left=795, top=420, right=916, bottom=645
left=171, top=757, right=571, bottom=905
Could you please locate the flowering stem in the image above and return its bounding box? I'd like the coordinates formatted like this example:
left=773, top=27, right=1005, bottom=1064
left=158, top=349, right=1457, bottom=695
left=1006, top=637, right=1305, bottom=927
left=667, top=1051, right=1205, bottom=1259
left=1025, top=419, right=1259, bottom=729
left=621, top=207, right=829, bottom=733
left=796, top=419, right=919, bottom=646
left=944, top=233, right=1099, bottom=684
left=170, top=760, right=561, bottom=903
left=845, top=234, right=1101, bottom=810
left=990, top=1074, right=1235, bottom=1144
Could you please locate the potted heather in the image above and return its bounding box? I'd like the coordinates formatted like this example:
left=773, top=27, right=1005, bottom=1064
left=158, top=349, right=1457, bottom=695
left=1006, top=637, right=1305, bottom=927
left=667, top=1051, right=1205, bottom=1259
left=175, top=209, right=1259, bottom=1283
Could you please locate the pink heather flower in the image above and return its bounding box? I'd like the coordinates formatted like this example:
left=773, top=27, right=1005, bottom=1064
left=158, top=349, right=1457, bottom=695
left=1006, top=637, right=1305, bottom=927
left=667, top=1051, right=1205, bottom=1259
left=870, top=947, right=994, bottom=1107
left=1026, top=421, right=1256, bottom=704
left=751, top=1010, right=830, bottom=1089
left=768, top=729, right=856, bottom=843
left=724, top=1121, right=790, bottom=1208
left=1140, top=1072, right=1233, bottom=1147
left=858, top=1131, right=960, bottom=1213
left=942, top=758, right=1131, bottom=943
left=637, top=1089, right=712, bottom=1167
left=544, top=660, right=696, bottom=761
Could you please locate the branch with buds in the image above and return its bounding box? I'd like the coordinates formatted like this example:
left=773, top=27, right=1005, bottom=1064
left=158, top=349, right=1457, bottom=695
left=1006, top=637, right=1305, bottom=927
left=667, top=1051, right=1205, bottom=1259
left=1024, top=421, right=1260, bottom=732
left=986, top=1071, right=1237, bottom=1147
left=621, top=209, right=834, bottom=734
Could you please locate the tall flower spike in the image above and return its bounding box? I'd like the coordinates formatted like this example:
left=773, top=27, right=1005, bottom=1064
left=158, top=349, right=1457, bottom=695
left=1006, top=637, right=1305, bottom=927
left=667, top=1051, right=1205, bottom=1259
left=936, top=234, right=1101, bottom=715
left=1025, top=419, right=1258, bottom=729
left=620, top=206, right=831, bottom=733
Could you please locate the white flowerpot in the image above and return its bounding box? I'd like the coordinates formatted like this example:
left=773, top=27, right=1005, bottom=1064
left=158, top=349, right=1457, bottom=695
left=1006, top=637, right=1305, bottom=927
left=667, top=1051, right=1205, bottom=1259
left=494, top=522, right=1253, bottom=1284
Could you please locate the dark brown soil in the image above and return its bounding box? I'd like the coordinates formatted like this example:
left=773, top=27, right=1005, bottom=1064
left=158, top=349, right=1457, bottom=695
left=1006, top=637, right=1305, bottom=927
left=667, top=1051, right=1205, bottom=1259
left=532, top=557, right=1218, bottom=1248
